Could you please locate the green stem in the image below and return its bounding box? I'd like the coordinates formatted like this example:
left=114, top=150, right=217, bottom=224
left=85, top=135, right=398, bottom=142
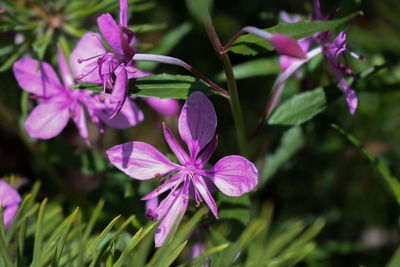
left=204, top=18, right=248, bottom=156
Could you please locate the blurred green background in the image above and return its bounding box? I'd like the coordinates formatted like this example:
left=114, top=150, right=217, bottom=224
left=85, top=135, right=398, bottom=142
left=1, top=0, right=400, bottom=265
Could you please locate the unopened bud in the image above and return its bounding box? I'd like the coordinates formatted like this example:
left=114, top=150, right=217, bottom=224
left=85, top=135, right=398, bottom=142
left=270, top=34, right=307, bottom=59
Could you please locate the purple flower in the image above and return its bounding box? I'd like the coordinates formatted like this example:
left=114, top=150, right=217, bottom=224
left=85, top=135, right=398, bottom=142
left=13, top=45, right=143, bottom=142
left=142, top=97, right=180, bottom=118
left=313, top=0, right=363, bottom=115
left=70, top=0, right=148, bottom=118
left=0, top=180, right=21, bottom=229
left=107, top=92, right=258, bottom=247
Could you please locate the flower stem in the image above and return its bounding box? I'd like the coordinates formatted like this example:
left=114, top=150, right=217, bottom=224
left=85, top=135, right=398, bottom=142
left=222, top=26, right=272, bottom=53
left=133, top=54, right=229, bottom=98
left=204, top=17, right=248, bottom=157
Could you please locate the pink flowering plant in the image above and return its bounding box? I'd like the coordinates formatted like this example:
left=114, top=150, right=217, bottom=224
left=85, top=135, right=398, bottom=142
left=1, top=0, right=398, bottom=266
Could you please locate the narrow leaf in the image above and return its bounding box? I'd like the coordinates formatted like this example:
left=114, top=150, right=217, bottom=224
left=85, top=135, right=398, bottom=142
left=31, top=198, right=48, bottom=267
left=70, top=74, right=219, bottom=99
left=331, top=124, right=400, bottom=206
left=268, top=87, right=327, bottom=126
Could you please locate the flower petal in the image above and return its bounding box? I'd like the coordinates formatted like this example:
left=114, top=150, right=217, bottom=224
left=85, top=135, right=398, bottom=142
left=57, top=44, right=75, bottom=88
left=96, top=96, right=144, bottom=129
left=142, top=97, right=180, bottom=117
left=119, top=0, right=128, bottom=27
left=71, top=103, right=89, bottom=143
left=0, top=180, right=21, bottom=207
left=154, top=184, right=189, bottom=247
left=142, top=172, right=183, bottom=200
left=25, top=100, right=71, bottom=139
left=126, top=61, right=150, bottom=78
left=195, top=136, right=218, bottom=169
left=163, top=123, right=190, bottom=165
left=178, top=92, right=217, bottom=158
left=3, top=204, right=18, bottom=229
left=13, top=58, right=63, bottom=96
left=195, top=175, right=218, bottom=219
left=203, top=155, right=258, bottom=197
left=97, top=13, right=133, bottom=58
left=109, top=68, right=128, bottom=118
left=326, top=53, right=358, bottom=115
left=107, top=141, right=180, bottom=180
left=70, top=32, right=106, bottom=83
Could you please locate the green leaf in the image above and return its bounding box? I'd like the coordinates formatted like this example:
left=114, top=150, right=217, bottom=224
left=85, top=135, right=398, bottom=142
left=40, top=208, right=79, bottom=265
left=0, top=42, right=29, bottom=72
left=86, top=215, right=121, bottom=258
left=70, top=74, right=219, bottom=99
left=229, top=12, right=361, bottom=56
left=6, top=181, right=40, bottom=244
left=218, top=194, right=251, bottom=225
left=268, top=87, right=327, bottom=126
left=32, top=28, right=53, bottom=60
left=216, top=57, right=280, bottom=81
left=259, top=127, right=305, bottom=186
left=138, top=22, right=193, bottom=72
left=262, top=221, right=306, bottom=262
left=149, top=208, right=208, bottom=267
left=113, top=222, right=157, bottom=267
left=129, top=23, right=167, bottom=34
left=218, top=219, right=266, bottom=267
left=0, top=206, right=12, bottom=267
left=77, top=199, right=105, bottom=266
left=178, top=243, right=229, bottom=267
left=31, top=198, right=48, bottom=267
left=185, top=0, right=213, bottom=24
left=164, top=241, right=188, bottom=267
left=331, top=124, right=400, bottom=206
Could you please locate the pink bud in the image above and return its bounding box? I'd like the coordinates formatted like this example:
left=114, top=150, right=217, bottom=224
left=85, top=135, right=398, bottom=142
left=270, top=34, right=307, bottom=59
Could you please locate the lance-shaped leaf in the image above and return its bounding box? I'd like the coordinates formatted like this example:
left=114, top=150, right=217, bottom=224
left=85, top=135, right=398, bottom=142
left=70, top=73, right=219, bottom=99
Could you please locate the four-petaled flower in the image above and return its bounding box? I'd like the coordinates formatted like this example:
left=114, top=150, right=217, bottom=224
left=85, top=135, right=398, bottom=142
left=313, top=0, right=364, bottom=115
left=70, top=0, right=148, bottom=118
left=0, top=180, right=21, bottom=229
left=13, top=45, right=143, bottom=143
left=107, top=92, right=258, bottom=247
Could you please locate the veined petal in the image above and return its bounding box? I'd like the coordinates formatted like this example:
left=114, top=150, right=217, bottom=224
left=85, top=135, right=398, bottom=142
left=119, top=0, right=128, bottom=27
left=163, top=123, right=190, bottom=165
left=142, top=172, right=183, bottom=200
left=70, top=32, right=106, bottom=83
left=107, top=141, right=180, bottom=180
left=154, top=184, right=189, bottom=247
left=110, top=68, right=128, bottom=118
left=203, top=155, right=258, bottom=197
left=178, top=92, right=217, bottom=159
left=57, top=44, right=75, bottom=88
left=97, top=13, right=133, bottom=58
left=13, top=58, right=63, bottom=97
left=195, top=136, right=218, bottom=169
left=96, top=96, right=144, bottom=129
left=142, top=97, right=180, bottom=117
left=195, top=175, right=218, bottom=219
left=25, top=100, right=71, bottom=139
left=71, top=103, right=89, bottom=143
